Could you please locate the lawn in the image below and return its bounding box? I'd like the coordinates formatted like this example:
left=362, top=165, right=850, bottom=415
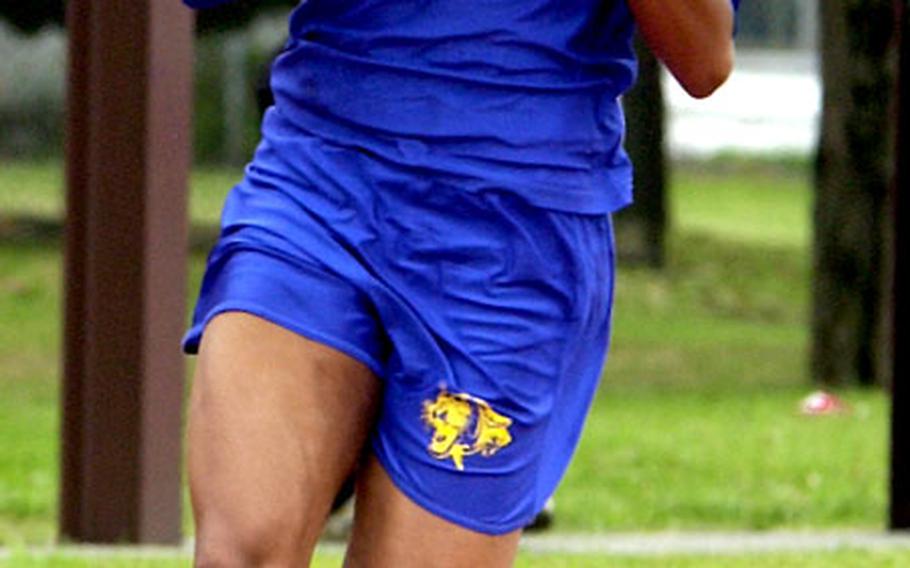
left=0, top=161, right=237, bottom=226
left=0, top=159, right=889, bottom=550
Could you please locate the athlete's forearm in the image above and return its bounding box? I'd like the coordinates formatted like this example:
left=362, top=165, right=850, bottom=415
left=627, top=0, right=735, bottom=98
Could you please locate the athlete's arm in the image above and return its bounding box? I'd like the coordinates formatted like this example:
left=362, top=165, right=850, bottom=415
left=627, top=0, right=736, bottom=99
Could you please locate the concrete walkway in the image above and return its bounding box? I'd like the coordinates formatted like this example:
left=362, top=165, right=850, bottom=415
left=520, top=530, right=910, bottom=556
left=4, top=531, right=910, bottom=560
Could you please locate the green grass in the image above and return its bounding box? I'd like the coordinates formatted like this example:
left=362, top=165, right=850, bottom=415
left=673, top=161, right=812, bottom=248
left=560, top=388, right=885, bottom=531
left=608, top=233, right=809, bottom=392
left=0, top=158, right=891, bottom=549
left=0, top=243, right=60, bottom=545
left=0, top=160, right=237, bottom=226
left=0, top=163, right=63, bottom=219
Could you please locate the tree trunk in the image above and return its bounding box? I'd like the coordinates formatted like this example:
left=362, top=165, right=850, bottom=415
left=813, top=0, right=896, bottom=386
left=889, top=0, right=910, bottom=529
left=617, top=36, right=667, bottom=267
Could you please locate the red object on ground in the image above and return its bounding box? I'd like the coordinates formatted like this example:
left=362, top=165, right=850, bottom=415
left=800, top=391, right=847, bottom=415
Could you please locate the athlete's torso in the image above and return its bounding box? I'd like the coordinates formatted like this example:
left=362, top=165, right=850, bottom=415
left=185, top=0, right=640, bottom=213
left=266, top=0, right=638, bottom=213
left=286, top=0, right=637, bottom=92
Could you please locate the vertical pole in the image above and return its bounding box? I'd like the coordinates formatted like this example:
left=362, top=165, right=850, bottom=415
left=60, top=0, right=91, bottom=541
left=619, top=36, right=666, bottom=267
left=891, top=0, right=910, bottom=531
left=61, top=0, right=192, bottom=544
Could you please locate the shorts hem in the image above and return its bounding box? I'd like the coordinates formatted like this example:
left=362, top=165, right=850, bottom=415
left=370, top=440, right=531, bottom=536
left=182, top=301, right=385, bottom=378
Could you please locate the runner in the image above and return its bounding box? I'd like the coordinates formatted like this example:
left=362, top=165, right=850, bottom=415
left=182, top=1, right=740, bottom=565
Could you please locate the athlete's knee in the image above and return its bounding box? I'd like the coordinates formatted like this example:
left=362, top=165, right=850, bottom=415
left=194, top=533, right=299, bottom=568
left=193, top=510, right=313, bottom=567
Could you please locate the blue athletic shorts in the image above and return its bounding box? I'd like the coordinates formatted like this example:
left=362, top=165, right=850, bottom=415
left=183, top=108, right=616, bottom=535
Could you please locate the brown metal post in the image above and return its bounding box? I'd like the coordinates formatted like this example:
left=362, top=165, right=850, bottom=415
left=60, top=0, right=91, bottom=541
left=61, top=0, right=192, bottom=544
left=891, top=0, right=910, bottom=531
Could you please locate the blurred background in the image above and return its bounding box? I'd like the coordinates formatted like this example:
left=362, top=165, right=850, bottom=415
left=0, top=1, right=821, bottom=162
left=0, top=0, right=903, bottom=565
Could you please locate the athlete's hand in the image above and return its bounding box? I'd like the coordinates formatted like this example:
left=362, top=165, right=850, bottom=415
left=627, top=0, right=735, bottom=99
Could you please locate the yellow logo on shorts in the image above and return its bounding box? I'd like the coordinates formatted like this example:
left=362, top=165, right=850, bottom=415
left=421, top=389, right=513, bottom=471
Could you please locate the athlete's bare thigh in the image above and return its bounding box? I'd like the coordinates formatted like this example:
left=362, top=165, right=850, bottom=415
left=345, top=454, right=522, bottom=568
left=188, top=312, right=380, bottom=566
left=188, top=311, right=522, bottom=567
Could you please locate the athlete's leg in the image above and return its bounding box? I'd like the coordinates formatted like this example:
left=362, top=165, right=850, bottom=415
left=344, top=455, right=522, bottom=568
left=189, top=312, right=380, bottom=567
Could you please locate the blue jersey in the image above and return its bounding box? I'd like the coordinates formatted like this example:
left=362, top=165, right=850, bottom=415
left=186, top=0, right=738, bottom=213
left=275, top=0, right=639, bottom=213
left=187, top=0, right=643, bottom=213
